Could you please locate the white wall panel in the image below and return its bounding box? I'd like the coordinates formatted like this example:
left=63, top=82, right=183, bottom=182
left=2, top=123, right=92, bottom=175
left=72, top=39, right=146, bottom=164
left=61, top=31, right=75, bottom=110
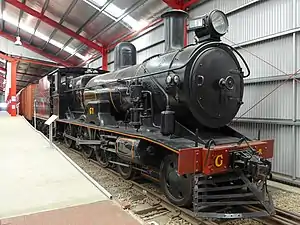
left=137, top=43, right=164, bottom=64
left=237, top=81, right=293, bottom=120
left=108, top=63, right=114, bottom=71
left=240, top=36, right=294, bottom=79
left=131, top=26, right=164, bottom=51
left=189, top=0, right=254, bottom=18
left=226, top=0, right=293, bottom=44
left=88, top=57, right=102, bottom=68
left=108, top=50, right=114, bottom=63
left=296, top=127, right=300, bottom=178
left=297, top=0, right=300, bottom=27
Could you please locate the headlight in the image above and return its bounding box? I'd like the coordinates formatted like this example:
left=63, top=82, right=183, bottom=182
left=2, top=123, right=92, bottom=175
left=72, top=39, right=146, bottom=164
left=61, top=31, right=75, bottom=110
left=188, top=9, right=229, bottom=41
left=209, top=10, right=229, bottom=36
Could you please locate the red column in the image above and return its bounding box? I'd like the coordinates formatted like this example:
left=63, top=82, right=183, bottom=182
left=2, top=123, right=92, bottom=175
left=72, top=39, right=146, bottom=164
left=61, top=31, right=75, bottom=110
left=10, top=60, right=17, bottom=116
left=102, top=48, right=108, bottom=71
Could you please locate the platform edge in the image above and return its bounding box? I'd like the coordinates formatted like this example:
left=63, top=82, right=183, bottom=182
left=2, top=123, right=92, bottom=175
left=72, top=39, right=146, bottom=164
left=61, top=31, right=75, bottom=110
left=21, top=116, right=113, bottom=200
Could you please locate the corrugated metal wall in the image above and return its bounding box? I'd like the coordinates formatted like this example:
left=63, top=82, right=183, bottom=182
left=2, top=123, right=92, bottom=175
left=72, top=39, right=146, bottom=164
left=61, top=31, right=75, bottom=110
left=88, top=0, right=299, bottom=182
left=190, top=0, right=300, bottom=181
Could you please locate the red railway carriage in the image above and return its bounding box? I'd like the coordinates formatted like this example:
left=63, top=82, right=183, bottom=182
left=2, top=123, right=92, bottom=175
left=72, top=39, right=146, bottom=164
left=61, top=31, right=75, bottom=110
left=35, top=76, right=50, bottom=119
left=16, top=84, right=37, bottom=121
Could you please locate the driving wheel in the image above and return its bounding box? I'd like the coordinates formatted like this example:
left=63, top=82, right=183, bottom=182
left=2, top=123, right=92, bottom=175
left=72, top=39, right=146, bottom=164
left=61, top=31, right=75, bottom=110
left=79, top=127, right=94, bottom=158
left=64, top=124, right=73, bottom=148
left=94, top=131, right=109, bottom=167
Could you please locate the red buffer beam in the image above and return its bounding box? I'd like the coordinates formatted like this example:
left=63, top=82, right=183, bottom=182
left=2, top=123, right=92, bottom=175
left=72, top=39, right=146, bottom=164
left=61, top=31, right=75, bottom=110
left=0, top=31, right=73, bottom=67
left=6, top=0, right=104, bottom=55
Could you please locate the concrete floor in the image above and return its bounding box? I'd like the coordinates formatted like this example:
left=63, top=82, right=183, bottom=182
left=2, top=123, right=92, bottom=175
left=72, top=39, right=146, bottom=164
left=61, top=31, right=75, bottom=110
left=0, top=112, right=108, bottom=219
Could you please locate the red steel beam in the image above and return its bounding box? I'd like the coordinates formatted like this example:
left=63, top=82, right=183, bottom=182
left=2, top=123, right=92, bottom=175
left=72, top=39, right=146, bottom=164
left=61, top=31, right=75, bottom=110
left=162, top=0, right=182, bottom=9
left=6, top=0, right=104, bottom=55
left=0, top=31, right=73, bottom=67
left=163, top=0, right=199, bottom=9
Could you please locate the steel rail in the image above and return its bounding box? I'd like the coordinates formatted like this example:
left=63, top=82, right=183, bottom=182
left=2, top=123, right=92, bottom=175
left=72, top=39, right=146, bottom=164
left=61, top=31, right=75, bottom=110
left=59, top=143, right=218, bottom=225
left=247, top=206, right=300, bottom=225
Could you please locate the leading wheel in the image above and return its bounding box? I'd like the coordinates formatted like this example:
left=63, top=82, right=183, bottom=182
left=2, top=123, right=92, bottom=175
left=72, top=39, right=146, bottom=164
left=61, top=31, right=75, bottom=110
left=160, top=154, right=193, bottom=207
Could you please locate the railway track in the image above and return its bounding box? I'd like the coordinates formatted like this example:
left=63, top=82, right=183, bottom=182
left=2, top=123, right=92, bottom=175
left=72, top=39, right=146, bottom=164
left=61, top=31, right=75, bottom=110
left=55, top=141, right=218, bottom=225
left=255, top=207, right=300, bottom=225
left=54, top=141, right=300, bottom=225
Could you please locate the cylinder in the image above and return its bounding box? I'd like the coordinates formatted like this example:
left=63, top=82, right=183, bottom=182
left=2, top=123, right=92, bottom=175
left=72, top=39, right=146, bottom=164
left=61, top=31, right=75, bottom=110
left=161, top=9, right=189, bottom=52
left=114, top=42, right=137, bottom=71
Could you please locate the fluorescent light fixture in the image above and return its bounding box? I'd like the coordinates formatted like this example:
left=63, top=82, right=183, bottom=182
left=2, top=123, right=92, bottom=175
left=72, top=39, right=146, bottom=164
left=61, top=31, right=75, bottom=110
left=14, top=36, right=22, bottom=46
left=2, top=11, right=90, bottom=61
left=123, top=16, right=148, bottom=31
left=86, top=0, right=148, bottom=31
left=91, top=0, right=107, bottom=7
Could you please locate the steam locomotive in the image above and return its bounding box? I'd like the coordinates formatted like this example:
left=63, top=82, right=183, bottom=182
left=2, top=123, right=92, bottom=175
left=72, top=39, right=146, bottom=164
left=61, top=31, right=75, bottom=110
left=29, top=9, right=275, bottom=219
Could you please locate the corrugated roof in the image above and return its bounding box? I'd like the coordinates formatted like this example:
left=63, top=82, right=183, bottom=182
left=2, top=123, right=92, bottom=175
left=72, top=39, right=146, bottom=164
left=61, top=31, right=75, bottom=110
left=0, top=0, right=173, bottom=91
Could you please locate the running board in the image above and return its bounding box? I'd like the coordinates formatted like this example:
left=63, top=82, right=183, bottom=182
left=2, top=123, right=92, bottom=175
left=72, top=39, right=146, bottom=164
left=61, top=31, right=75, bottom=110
left=63, top=133, right=103, bottom=145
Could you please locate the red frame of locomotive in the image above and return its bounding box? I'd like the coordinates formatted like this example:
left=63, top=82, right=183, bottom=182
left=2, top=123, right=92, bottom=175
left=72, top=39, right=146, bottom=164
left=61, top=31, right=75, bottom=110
left=177, top=139, right=274, bottom=176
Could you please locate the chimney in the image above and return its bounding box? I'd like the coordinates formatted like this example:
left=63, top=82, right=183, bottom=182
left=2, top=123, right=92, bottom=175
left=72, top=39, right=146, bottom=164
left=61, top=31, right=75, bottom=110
left=161, top=9, right=189, bottom=52
left=114, top=42, right=137, bottom=71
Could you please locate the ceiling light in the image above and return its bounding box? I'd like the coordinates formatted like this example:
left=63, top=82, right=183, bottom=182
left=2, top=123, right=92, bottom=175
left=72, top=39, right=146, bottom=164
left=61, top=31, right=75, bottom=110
left=2, top=11, right=89, bottom=61
left=14, top=36, right=22, bottom=46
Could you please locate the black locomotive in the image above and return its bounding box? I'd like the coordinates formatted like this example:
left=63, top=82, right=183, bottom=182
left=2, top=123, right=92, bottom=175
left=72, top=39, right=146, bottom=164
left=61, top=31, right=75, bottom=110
left=46, top=9, right=275, bottom=219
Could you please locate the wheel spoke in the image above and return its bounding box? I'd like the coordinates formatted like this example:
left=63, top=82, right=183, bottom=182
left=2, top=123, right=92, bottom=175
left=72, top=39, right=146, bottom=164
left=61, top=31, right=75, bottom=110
left=81, top=127, right=94, bottom=158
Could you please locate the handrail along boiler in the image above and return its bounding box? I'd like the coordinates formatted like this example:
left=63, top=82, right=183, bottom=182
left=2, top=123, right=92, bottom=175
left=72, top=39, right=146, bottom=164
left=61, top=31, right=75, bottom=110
left=43, top=9, right=275, bottom=219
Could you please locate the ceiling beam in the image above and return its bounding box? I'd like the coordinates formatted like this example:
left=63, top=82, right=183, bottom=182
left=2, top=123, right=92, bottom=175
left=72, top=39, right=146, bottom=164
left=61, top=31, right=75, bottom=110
left=16, top=79, right=28, bottom=82
left=16, top=72, right=42, bottom=77
left=6, top=0, right=104, bottom=54
left=29, top=0, right=50, bottom=44
left=65, top=0, right=147, bottom=60
left=41, top=0, right=78, bottom=50
left=162, top=0, right=200, bottom=9
left=162, top=0, right=182, bottom=9
left=55, top=0, right=115, bottom=56
left=0, top=31, right=73, bottom=67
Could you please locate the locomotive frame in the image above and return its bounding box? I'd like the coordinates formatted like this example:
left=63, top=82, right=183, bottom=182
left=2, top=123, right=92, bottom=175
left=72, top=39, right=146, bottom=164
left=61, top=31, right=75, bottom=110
left=29, top=9, right=276, bottom=219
